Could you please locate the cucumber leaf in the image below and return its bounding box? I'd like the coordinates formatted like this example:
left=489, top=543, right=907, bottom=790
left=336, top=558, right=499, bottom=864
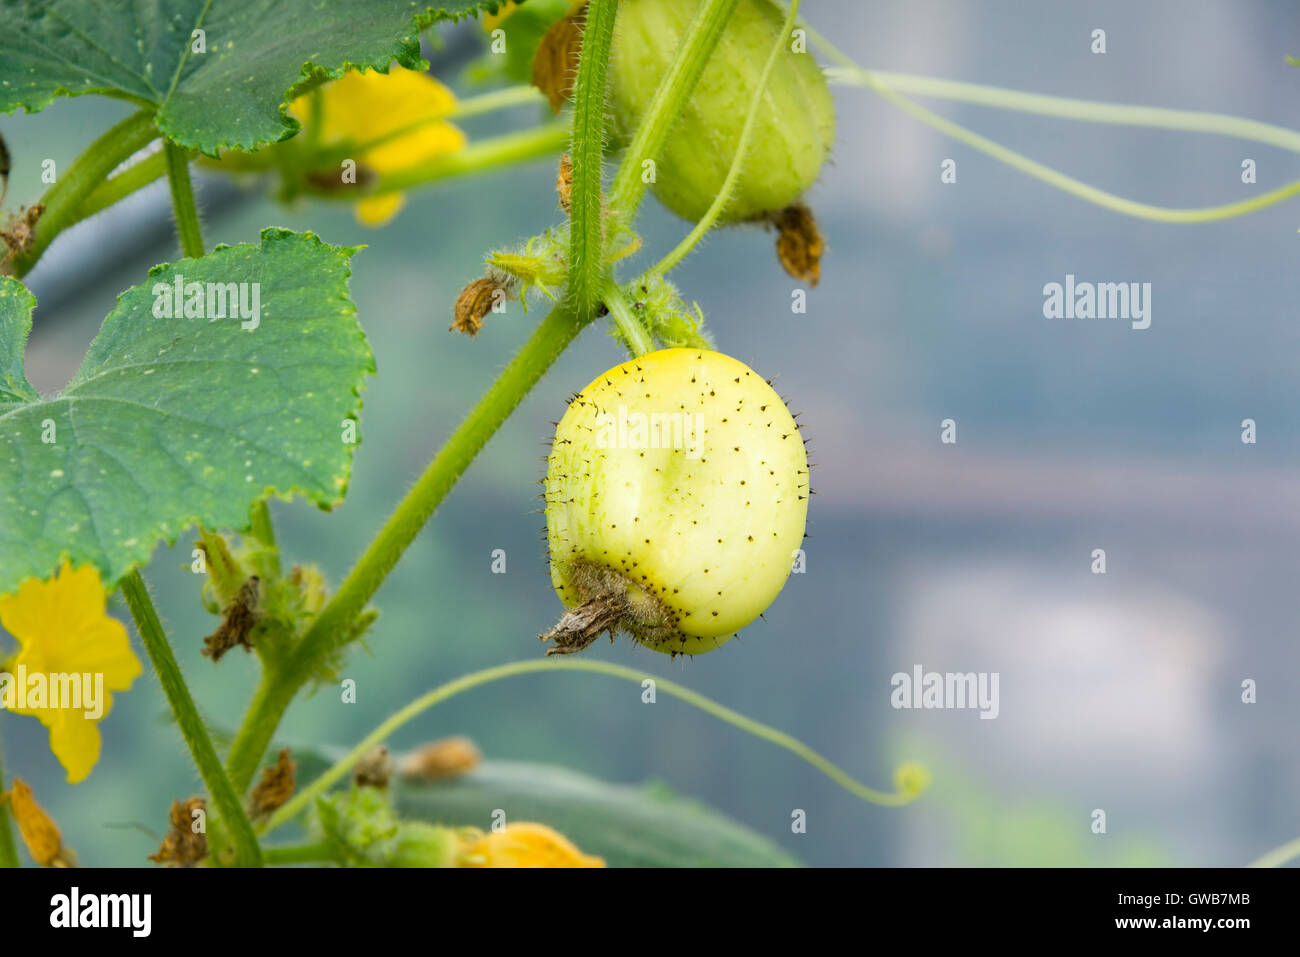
left=393, top=760, right=801, bottom=868
left=0, top=228, right=373, bottom=595
left=0, top=0, right=504, bottom=154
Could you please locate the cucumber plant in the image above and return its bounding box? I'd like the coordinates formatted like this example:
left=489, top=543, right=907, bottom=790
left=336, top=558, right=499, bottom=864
left=2, top=0, right=1296, bottom=869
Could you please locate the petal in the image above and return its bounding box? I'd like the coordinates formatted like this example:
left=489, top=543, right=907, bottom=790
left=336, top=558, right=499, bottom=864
left=355, top=193, right=405, bottom=227
left=64, top=616, right=142, bottom=692
left=364, top=122, right=466, bottom=174
left=464, top=822, right=604, bottom=868
left=51, top=562, right=110, bottom=631
left=314, top=67, right=458, bottom=146
left=0, top=573, right=58, bottom=649
left=47, top=711, right=102, bottom=784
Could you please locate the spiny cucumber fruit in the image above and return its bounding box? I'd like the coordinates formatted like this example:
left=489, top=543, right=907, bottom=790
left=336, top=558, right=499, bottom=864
left=542, top=349, right=809, bottom=657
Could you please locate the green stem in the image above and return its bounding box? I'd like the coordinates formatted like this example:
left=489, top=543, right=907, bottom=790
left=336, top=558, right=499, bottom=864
left=834, top=66, right=1300, bottom=223
left=224, top=5, right=622, bottom=795
left=249, top=500, right=281, bottom=579
left=224, top=303, right=588, bottom=793
left=653, top=0, right=801, bottom=276
left=302, top=88, right=556, bottom=175
left=566, top=0, right=619, bottom=323
left=802, top=16, right=1300, bottom=225
left=603, top=281, right=654, bottom=356
left=11, top=110, right=157, bottom=276
left=75, top=150, right=167, bottom=223
left=264, top=841, right=341, bottom=865
left=345, top=121, right=571, bottom=195
left=263, top=659, right=925, bottom=837
left=1249, top=835, right=1300, bottom=868
left=608, top=0, right=740, bottom=219
left=0, top=727, right=19, bottom=868
left=163, top=139, right=205, bottom=257
left=451, top=84, right=546, bottom=119
left=119, top=570, right=263, bottom=867
left=833, top=67, right=1300, bottom=151
left=216, top=86, right=549, bottom=177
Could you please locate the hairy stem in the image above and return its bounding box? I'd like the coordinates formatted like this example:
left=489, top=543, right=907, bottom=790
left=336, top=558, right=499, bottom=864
left=163, top=139, right=205, bottom=257
left=653, top=0, right=801, bottom=276
left=224, top=303, right=588, bottom=792
left=10, top=110, right=157, bottom=276
left=603, top=281, right=654, bottom=356
left=608, top=0, right=740, bottom=219
left=75, top=149, right=167, bottom=223
left=263, top=659, right=925, bottom=837
left=119, top=570, right=263, bottom=867
left=566, top=0, right=619, bottom=323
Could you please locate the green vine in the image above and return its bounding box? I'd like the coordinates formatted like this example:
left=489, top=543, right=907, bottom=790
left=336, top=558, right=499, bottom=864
left=263, top=659, right=925, bottom=837
left=224, top=302, right=588, bottom=792
left=163, top=139, right=205, bottom=258
left=119, top=570, right=263, bottom=867
left=566, top=0, right=619, bottom=325
left=224, top=0, right=737, bottom=796
left=10, top=110, right=157, bottom=276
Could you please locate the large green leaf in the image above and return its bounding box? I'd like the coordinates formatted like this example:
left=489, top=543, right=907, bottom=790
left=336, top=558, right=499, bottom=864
left=0, top=228, right=373, bottom=595
left=394, top=760, right=801, bottom=867
left=0, top=0, right=503, bottom=154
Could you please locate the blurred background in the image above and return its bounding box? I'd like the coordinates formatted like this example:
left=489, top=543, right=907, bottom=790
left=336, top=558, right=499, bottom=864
left=2, top=0, right=1299, bottom=866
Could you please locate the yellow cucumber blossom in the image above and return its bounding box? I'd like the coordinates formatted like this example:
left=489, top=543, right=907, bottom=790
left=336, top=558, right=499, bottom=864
left=289, top=66, right=467, bottom=226
left=0, top=561, right=142, bottom=783
left=457, top=822, right=605, bottom=868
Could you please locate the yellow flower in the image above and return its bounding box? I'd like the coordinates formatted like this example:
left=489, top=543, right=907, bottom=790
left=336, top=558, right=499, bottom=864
left=289, top=66, right=467, bottom=227
left=0, top=561, right=142, bottom=783
left=458, top=822, right=605, bottom=868
left=2, top=778, right=75, bottom=867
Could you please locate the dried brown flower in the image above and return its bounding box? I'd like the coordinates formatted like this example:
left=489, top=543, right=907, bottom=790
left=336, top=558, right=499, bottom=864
left=202, top=575, right=261, bottom=661
left=248, top=748, right=296, bottom=818
left=771, top=203, right=824, bottom=286
left=531, top=5, right=588, bottom=112
left=149, top=797, right=207, bottom=867
left=452, top=278, right=504, bottom=336
left=3, top=779, right=75, bottom=868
